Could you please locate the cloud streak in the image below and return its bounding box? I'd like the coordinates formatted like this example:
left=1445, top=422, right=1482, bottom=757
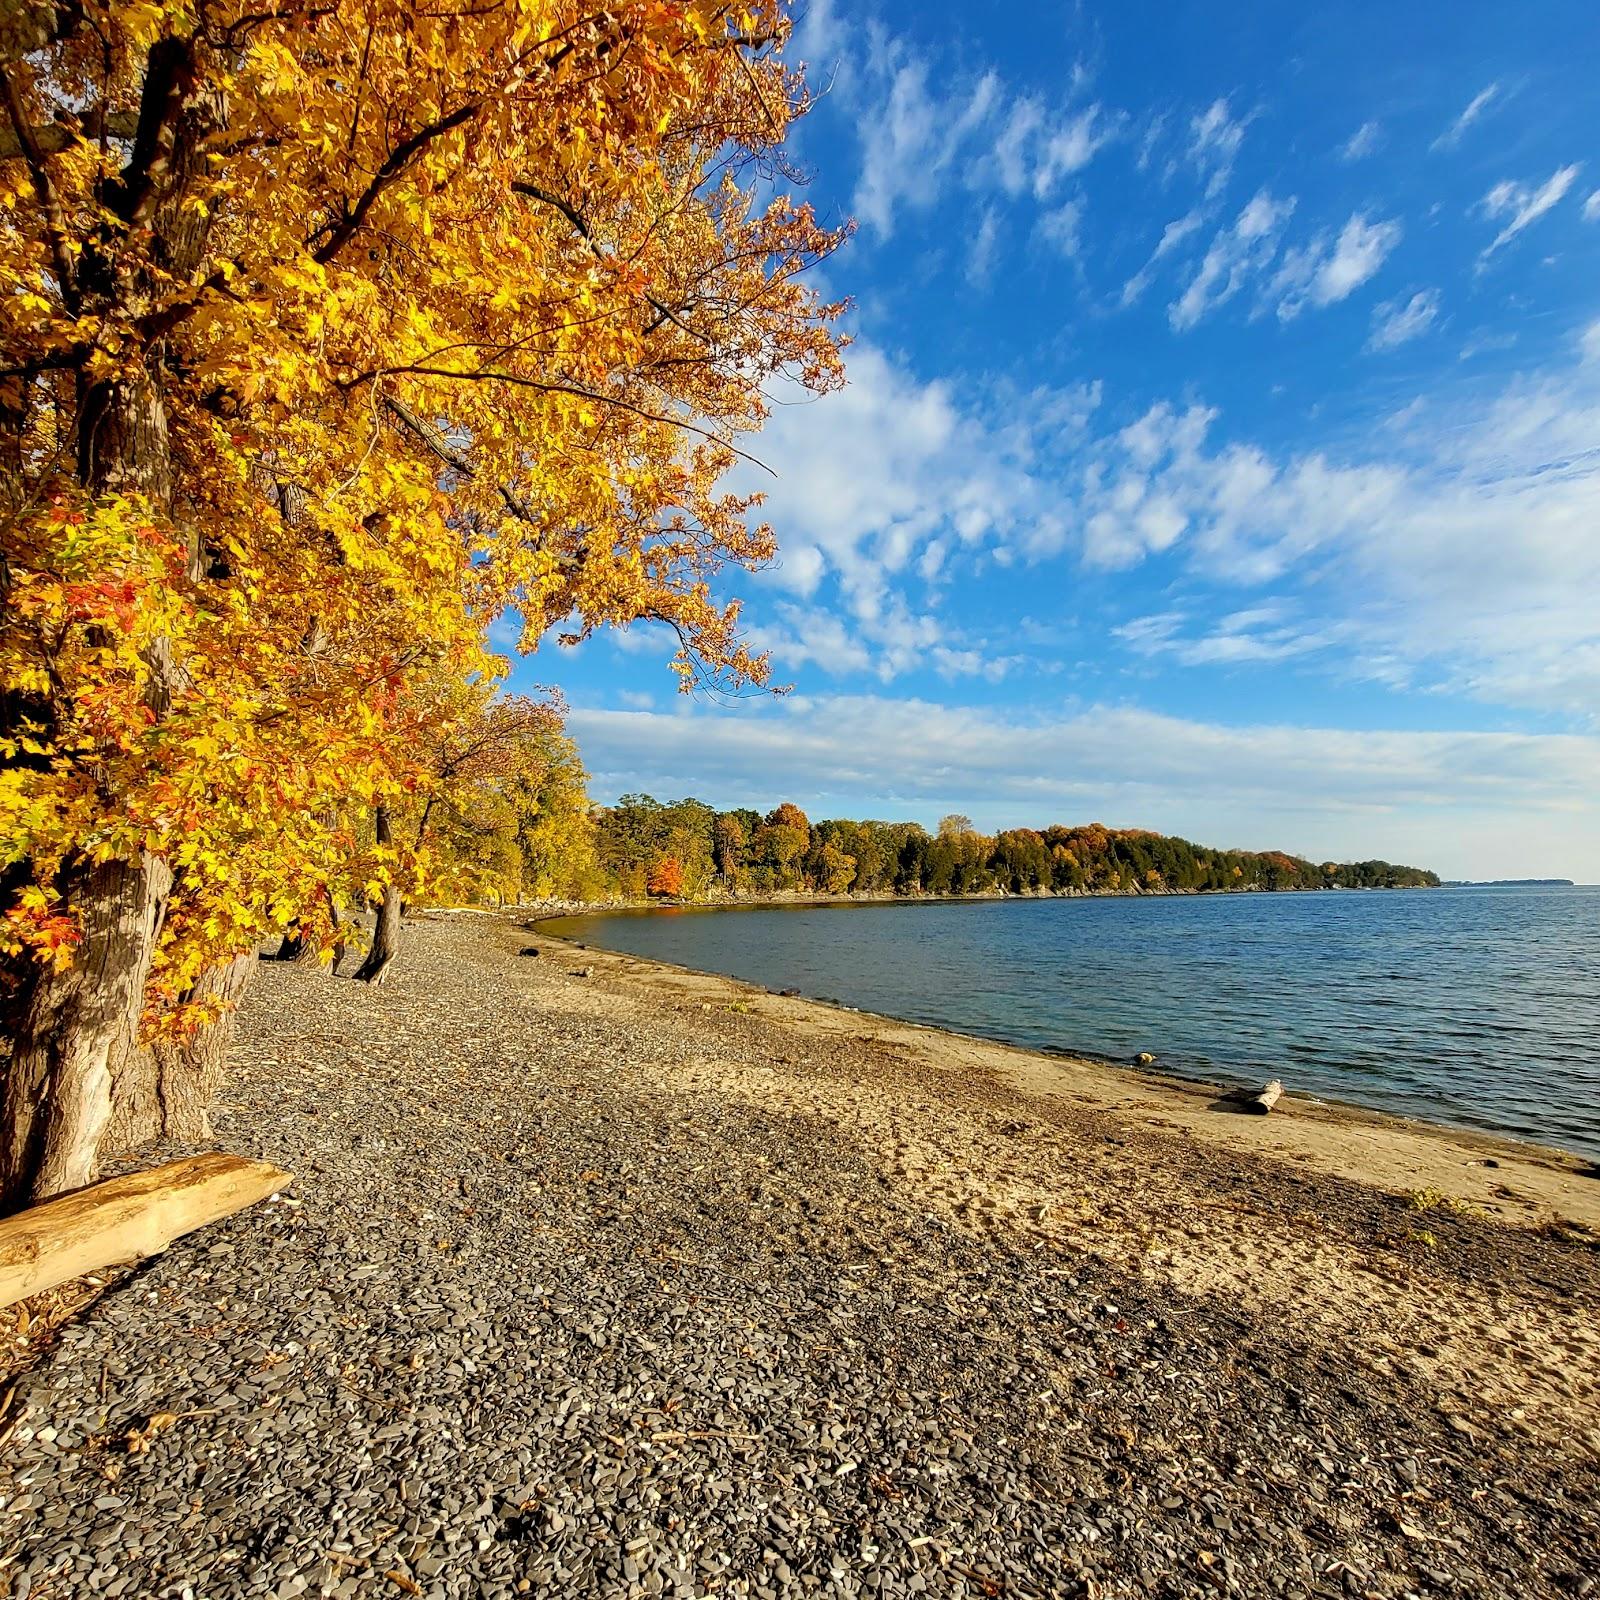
left=1479, top=164, right=1583, bottom=258
left=1368, top=289, right=1440, bottom=351
left=569, top=697, right=1600, bottom=879
left=1170, top=190, right=1296, bottom=330
left=1432, top=82, right=1500, bottom=150
left=1268, top=212, right=1402, bottom=319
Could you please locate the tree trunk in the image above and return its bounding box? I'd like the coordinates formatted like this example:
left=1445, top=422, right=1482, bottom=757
left=103, top=952, right=256, bottom=1155
left=0, top=851, right=173, bottom=1210
left=326, top=884, right=349, bottom=973
left=0, top=63, right=231, bottom=1211
left=272, top=929, right=322, bottom=963
left=355, top=806, right=401, bottom=984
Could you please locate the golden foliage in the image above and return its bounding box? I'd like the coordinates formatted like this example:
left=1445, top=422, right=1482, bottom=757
left=1, top=0, right=846, bottom=1012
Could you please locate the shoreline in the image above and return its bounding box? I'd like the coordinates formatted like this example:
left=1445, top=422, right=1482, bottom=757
left=515, top=877, right=1449, bottom=920
left=530, top=905, right=1600, bottom=1190
left=1, top=911, right=1596, bottom=1597
left=509, top=910, right=1600, bottom=1456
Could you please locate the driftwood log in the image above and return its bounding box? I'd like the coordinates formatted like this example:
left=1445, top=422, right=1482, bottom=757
left=0, top=1153, right=291, bottom=1309
left=1246, top=1079, right=1284, bottom=1115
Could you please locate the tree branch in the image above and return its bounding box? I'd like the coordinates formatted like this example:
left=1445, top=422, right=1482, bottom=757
left=512, top=179, right=716, bottom=349
left=111, top=33, right=198, bottom=228
left=373, top=366, right=772, bottom=475
left=0, top=107, right=138, bottom=162
left=311, top=100, right=481, bottom=265
left=379, top=392, right=543, bottom=527
left=1, top=67, right=80, bottom=311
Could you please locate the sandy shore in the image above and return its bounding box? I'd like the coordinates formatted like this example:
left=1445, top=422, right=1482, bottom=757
left=0, top=911, right=1595, bottom=1599
left=534, top=916, right=1600, bottom=1451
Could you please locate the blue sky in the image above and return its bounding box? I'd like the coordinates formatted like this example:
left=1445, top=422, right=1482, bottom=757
left=511, top=0, right=1600, bottom=880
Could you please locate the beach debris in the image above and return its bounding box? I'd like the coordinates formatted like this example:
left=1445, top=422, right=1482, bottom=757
left=1246, top=1079, right=1284, bottom=1114
left=572, top=966, right=594, bottom=978
left=0, top=1154, right=292, bottom=1311
left=519, top=945, right=541, bottom=957
left=1134, top=1051, right=1157, bottom=1067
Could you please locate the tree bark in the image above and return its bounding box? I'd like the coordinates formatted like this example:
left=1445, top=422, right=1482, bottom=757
left=355, top=806, right=401, bottom=984
left=0, top=365, right=183, bottom=1209
left=0, top=51, right=227, bottom=1210
left=0, top=851, right=173, bottom=1210
left=103, top=951, right=255, bottom=1155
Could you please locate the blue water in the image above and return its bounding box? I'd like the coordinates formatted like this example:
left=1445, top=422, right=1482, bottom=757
left=545, top=886, right=1600, bottom=1161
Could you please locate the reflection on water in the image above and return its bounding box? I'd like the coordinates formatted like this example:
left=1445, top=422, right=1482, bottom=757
left=545, top=885, right=1600, bottom=1161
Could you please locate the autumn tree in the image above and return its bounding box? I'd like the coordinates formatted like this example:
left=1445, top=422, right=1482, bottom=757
left=712, top=813, right=748, bottom=890
left=510, top=732, right=597, bottom=902
left=0, top=0, right=845, bottom=1204
left=353, top=681, right=566, bottom=982
left=646, top=856, right=685, bottom=899
left=751, top=801, right=808, bottom=890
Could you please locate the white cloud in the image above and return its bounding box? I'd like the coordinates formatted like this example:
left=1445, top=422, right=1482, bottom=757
left=1188, top=98, right=1247, bottom=198
left=1116, top=603, right=1329, bottom=666
left=1269, top=212, right=1401, bottom=319
left=1036, top=198, right=1084, bottom=259
left=749, top=599, right=1024, bottom=686
left=1458, top=329, right=1518, bottom=361
left=1062, top=370, right=1600, bottom=717
left=835, top=23, right=1110, bottom=238
left=996, top=100, right=1109, bottom=199
left=774, top=542, right=826, bottom=597
left=1339, top=121, right=1382, bottom=162
left=791, top=0, right=841, bottom=66
left=1170, top=190, right=1296, bottom=330
left=1478, top=164, right=1583, bottom=259
left=737, top=340, right=1101, bottom=648
left=853, top=51, right=1000, bottom=236
left=1368, top=289, right=1440, bottom=351
left=1585, top=189, right=1600, bottom=222
left=966, top=206, right=1000, bottom=286
left=568, top=696, right=1600, bottom=879
left=1120, top=209, right=1204, bottom=306
left=1134, top=114, right=1166, bottom=172
left=1581, top=319, right=1600, bottom=364
left=731, top=302, right=1600, bottom=725
left=1432, top=82, right=1499, bottom=150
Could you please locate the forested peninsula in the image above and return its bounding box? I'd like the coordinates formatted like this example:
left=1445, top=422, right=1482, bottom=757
left=568, top=794, right=1441, bottom=902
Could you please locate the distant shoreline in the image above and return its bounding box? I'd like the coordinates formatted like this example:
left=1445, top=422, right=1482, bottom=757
left=513, top=876, right=1445, bottom=919
left=1442, top=878, right=1576, bottom=887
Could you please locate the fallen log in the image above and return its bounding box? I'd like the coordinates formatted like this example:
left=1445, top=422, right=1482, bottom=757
left=1246, top=1079, right=1284, bottom=1115
left=0, top=1154, right=291, bottom=1310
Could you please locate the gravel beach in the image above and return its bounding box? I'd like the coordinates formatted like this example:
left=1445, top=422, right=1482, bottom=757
left=1, top=912, right=1596, bottom=1600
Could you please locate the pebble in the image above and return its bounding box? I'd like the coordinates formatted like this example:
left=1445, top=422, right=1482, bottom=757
left=0, top=917, right=1593, bottom=1600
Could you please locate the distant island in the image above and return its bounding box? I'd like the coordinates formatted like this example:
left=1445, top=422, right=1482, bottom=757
left=576, top=796, right=1441, bottom=902
left=1442, top=878, right=1575, bottom=888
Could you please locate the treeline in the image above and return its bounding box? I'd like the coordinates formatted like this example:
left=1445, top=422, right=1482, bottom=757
left=584, top=797, right=1440, bottom=902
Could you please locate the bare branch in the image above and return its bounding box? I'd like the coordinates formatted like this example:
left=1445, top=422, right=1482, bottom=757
left=311, top=100, right=482, bottom=265
left=0, top=107, right=137, bottom=161
left=1, top=67, right=80, bottom=311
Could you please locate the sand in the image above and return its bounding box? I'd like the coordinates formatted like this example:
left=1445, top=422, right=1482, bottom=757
left=528, top=913, right=1600, bottom=1459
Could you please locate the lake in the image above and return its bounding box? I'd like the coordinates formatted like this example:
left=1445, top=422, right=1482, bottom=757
left=544, top=885, right=1600, bottom=1162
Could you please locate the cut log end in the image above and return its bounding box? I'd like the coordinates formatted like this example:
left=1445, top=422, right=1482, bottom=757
left=0, top=1154, right=292, bottom=1309
left=1246, top=1079, right=1284, bottom=1114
